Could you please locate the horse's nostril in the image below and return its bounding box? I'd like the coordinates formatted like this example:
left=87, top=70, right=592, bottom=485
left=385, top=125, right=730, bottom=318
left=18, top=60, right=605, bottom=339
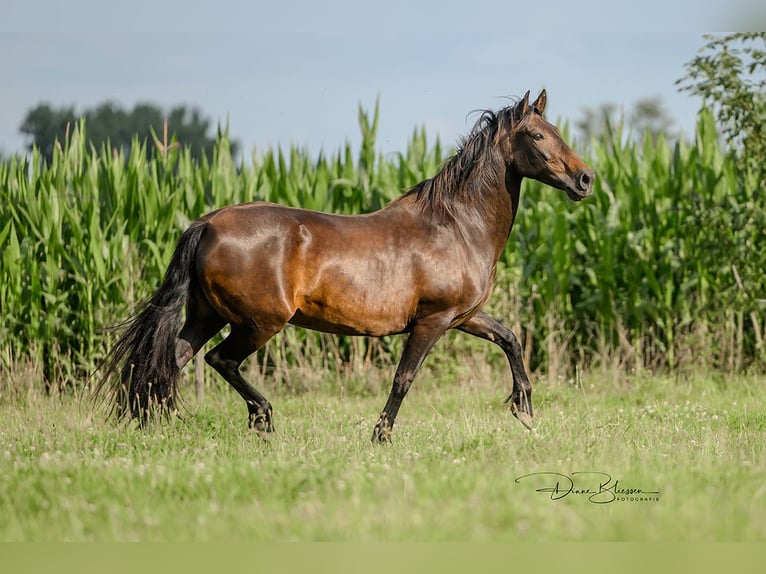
left=577, top=170, right=594, bottom=192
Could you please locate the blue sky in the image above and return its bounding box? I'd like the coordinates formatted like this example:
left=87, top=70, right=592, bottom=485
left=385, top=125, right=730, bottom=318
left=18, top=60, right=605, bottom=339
left=0, top=1, right=758, bottom=158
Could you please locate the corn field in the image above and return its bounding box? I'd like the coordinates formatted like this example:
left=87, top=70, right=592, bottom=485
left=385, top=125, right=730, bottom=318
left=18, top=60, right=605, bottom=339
left=1, top=103, right=764, bottom=393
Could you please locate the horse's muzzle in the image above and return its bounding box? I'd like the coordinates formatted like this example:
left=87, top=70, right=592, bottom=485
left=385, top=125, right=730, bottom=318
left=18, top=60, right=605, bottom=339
left=576, top=169, right=595, bottom=196
left=564, top=169, right=595, bottom=201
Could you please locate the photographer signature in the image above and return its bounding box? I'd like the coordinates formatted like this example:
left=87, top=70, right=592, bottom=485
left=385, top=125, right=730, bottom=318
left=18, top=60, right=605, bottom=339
left=514, top=472, right=660, bottom=504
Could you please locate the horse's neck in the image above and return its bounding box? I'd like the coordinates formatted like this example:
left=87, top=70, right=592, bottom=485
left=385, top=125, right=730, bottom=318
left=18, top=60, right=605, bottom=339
left=504, top=171, right=522, bottom=231
left=456, top=172, right=519, bottom=264
left=385, top=169, right=519, bottom=263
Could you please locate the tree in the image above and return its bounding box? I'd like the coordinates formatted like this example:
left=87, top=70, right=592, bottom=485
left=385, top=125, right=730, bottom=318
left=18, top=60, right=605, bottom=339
left=575, top=102, right=619, bottom=142
left=19, top=101, right=238, bottom=164
left=576, top=97, right=676, bottom=146
left=677, top=33, right=766, bottom=363
left=676, top=32, right=766, bottom=185
left=19, top=103, right=76, bottom=160
left=629, top=96, right=676, bottom=144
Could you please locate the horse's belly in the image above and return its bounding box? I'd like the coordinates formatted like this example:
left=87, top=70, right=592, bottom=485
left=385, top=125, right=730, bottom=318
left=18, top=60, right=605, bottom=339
left=290, top=285, right=412, bottom=337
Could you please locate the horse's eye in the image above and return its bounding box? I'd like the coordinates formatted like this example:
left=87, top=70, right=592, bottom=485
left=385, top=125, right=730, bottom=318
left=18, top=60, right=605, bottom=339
left=532, top=132, right=544, bottom=141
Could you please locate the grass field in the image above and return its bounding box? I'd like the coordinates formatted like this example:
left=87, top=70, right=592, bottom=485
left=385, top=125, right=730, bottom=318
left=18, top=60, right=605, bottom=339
left=1, top=357, right=764, bottom=542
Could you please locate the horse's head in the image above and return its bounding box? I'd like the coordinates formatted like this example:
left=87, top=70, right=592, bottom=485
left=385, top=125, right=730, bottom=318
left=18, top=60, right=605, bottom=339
left=506, top=90, right=594, bottom=201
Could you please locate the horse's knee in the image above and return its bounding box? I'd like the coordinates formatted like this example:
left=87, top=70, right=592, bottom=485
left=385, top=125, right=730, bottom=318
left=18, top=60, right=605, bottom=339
left=392, top=371, right=415, bottom=397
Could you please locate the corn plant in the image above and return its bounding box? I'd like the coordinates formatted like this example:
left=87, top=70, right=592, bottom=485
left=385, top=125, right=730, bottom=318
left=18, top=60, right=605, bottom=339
left=1, top=105, right=764, bottom=394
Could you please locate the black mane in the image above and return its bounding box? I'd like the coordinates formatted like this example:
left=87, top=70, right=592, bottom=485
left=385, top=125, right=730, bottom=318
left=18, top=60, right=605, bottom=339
left=397, top=98, right=534, bottom=220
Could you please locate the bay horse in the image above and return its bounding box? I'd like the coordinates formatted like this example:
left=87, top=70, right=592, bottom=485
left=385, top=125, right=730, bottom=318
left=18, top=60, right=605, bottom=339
left=97, top=90, right=594, bottom=442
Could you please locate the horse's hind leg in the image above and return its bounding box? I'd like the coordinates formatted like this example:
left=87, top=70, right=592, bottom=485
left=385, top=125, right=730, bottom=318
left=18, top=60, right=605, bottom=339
left=175, top=286, right=226, bottom=370
left=204, top=323, right=281, bottom=433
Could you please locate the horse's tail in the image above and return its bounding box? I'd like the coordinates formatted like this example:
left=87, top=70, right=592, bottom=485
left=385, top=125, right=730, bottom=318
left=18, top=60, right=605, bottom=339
left=95, top=219, right=208, bottom=421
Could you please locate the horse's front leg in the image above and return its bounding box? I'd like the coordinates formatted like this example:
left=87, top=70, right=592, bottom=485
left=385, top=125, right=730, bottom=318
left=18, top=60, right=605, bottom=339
left=457, top=311, right=533, bottom=430
left=372, top=319, right=448, bottom=443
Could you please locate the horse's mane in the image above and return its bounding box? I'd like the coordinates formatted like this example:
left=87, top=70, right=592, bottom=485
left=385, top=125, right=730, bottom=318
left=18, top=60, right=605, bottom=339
left=394, top=98, right=534, bottom=221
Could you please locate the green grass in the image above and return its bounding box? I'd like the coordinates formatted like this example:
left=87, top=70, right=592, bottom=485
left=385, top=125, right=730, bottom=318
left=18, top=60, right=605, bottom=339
left=1, top=363, right=764, bottom=541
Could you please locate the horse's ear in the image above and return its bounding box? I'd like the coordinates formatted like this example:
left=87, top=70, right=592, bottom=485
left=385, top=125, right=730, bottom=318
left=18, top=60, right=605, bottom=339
left=515, top=91, right=530, bottom=121
left=532, top=89, right=547, bottom=115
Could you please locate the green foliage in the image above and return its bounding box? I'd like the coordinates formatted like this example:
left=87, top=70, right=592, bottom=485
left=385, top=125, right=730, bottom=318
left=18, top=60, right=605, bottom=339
left=502, top=110, right=764, bottom=373
left=19, top=101, right=234, bottom=165
left=575, top=97, right=677, bottom=146
left=674, top=32, right=766, bottom=365
left=0, top=110, right=443, bottom=388
left=677, top=32, right=766, bottom=184
left=1, top=102, right=764, bottom=392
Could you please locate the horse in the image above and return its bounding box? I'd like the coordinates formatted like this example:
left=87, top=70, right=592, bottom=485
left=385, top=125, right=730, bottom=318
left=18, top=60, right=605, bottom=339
left=96, top=90, right=594, bottom=442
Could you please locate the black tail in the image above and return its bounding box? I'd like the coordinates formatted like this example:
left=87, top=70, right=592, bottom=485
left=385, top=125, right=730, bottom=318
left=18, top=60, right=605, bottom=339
left=95, top=219, right=208, bottom=421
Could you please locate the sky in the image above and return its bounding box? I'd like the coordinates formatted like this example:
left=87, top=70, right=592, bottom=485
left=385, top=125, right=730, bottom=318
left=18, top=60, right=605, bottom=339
left=0, top=1, right=762, bottom=158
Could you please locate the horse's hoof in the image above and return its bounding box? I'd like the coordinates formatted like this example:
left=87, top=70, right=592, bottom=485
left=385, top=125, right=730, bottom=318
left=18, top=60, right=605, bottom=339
left=371, top=426, right=392, bottom=444
left=371, top=413, right=394, bottom=444
left=513, top=409, right=534, bottom=430
left=510, top=402, right=534, bottom=430
left=248, top=411, right=274, bottom=434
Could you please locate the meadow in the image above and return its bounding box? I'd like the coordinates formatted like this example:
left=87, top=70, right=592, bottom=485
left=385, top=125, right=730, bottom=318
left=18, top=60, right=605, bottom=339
left=1, top=361, right=764, bottom=541
left=1, top=102, right=764, bottom=542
